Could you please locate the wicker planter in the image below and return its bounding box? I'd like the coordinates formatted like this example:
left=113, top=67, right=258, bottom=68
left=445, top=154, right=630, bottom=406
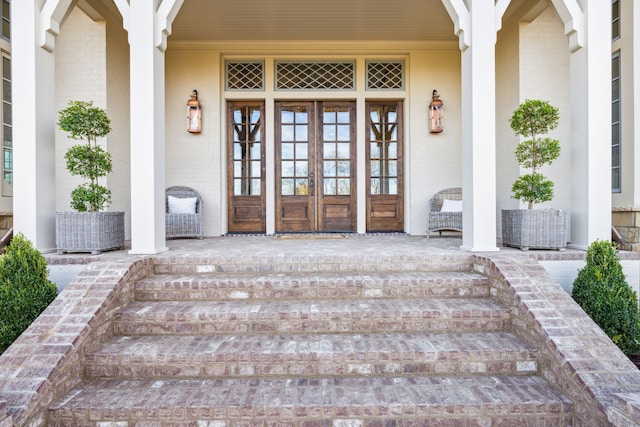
left=56, top=211, right=125, bottom=254
left=501, top=209, right=569, bottom=251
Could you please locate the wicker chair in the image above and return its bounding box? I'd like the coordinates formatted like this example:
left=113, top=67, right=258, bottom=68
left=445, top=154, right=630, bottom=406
left=427, top=187, right=463, bottom=236
left=165, top=186, right=203, bottom=239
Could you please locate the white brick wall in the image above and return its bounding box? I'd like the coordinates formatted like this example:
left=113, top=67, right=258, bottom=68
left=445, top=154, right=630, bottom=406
left=55, top=8, right=107, bottom=212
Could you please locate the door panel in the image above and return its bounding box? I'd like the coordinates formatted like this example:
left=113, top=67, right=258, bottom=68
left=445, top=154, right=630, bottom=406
left=276, top=101, right=356, bottom=232
left=366, top=102, right=404, bottom=231
left=227, top=102, right=266, bottom=233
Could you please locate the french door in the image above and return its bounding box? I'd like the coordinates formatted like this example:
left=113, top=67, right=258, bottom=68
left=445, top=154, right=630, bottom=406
left=275, top=101, right=356, bottom=232
left=227, top=102, right=266, bottom=233
left=366, top=101, right=404, bottom=231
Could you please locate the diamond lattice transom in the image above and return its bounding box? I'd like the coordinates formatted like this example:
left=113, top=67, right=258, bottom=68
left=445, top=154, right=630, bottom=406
left=227, top=62, right=264, bottom=90
left=276, top=62, right=355, bottom=90
left=367, top=61, right=404, bottom=90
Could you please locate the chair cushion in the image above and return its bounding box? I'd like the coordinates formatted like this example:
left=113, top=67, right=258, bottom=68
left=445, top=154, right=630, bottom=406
left=168, top=195, right=197, bottom=214
left=440, top=199, right=463, bottom=212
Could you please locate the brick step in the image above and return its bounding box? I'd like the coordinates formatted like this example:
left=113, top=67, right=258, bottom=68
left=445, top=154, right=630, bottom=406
left=85, top=332, right=537, bottom=379
left=135, top=271, right=490, bottom=301
left=152, top=252, right=474, bottom=275
left=48, top=375, right=574, bottom=426
left=113, top=298, right=511, bottom=336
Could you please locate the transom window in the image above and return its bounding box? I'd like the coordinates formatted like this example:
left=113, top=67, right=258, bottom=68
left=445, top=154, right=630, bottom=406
left=226, top=61, right=264, bottom=91
left=276, top=61, right=355, bottom=90
left=366, top=61, right=404, bottom=90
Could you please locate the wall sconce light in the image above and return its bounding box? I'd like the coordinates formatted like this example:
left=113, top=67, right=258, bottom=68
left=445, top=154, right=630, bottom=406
left=429, top=89, right=444, bottom=133
left=186, top=89, right=202, bottom=134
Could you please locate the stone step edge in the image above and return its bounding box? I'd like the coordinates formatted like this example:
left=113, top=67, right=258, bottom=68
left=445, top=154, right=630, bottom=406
left=112, top=298, right=512, bottom=336
left=48, top=376, right=575, bottom=424
left=84, top=332, right=538, bottom=379
left=135, top=271, right=490, bottom=301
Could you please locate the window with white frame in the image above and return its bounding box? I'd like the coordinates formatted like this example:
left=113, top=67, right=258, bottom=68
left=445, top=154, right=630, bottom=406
left=612, top=52, right=621, bottom=193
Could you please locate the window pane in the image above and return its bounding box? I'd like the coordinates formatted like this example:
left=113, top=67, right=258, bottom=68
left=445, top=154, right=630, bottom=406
left=297, top=143, right=308, bottom=159
left=295, top=179, right=308, bottom=195
left=612, top=168, right=621, bottom=191
left=281, top=143, right=294, bottom=159
left=324, top=125, right=336, bottom=141
left=324, top=161, right=336, bottom=177
left=337, top=161, right=350, bottom=177
left=337, top=178, right=350, bottom=195
left=281, top=161, right=295, bottom=177
left=281, top=125, right=295, bottom=141
left=282, top=179, right=294, bottom=195
left=295, top=125, right=308, bottom=141
left=324, top=178, right=336, bottom=195
left=324, top=142, right=336, bottom=159
left=250, top=142, right=261, bottom=158
left=295, top=161, right=308, bottom=176
left=251, top=161, right=261, bottom=178
left=250, top=179, right=261, bottom=195
left=337, top=143, right=350, bottom=159
left=370, top=178, right=380, bottom=195
left=337, top=125, right=350, bottom=141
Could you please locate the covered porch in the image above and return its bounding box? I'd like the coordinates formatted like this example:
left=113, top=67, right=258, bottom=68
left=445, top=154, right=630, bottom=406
left=12, top=0, right=611, bottom=255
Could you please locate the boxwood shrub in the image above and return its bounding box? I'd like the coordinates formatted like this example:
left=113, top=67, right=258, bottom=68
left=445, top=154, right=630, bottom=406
left=0, top=233, right=58, bottom=354
left=572, top=239, right=640, bottom=356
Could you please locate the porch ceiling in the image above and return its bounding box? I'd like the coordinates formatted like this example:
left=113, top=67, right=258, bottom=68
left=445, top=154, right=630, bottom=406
left=169, top=0, right=456, bottom=43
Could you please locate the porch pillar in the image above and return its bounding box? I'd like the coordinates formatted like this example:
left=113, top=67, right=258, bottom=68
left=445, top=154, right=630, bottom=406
left=11, top=1, right=58, bottom=252
left=443, top=0, right=508, bottom=252
left=552, top=0, right=611, bottom=249
left=116, top=0, right=182, bottom=254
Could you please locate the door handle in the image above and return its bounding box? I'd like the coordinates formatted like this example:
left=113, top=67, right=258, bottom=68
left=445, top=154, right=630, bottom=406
left=309, top=172, right=315, bottom=196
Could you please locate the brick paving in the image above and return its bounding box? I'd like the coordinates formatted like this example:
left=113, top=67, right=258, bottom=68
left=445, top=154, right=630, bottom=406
left=2, top=235, right=640, bottom=425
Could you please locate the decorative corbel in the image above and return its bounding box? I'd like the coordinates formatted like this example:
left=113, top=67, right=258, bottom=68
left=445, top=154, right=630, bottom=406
left=39, top=0, right=75, bottom=52
left=549, top=0, right=584, bottom=52
left=441, top=0, right=470, bottom=51
left=112, top=0, right=130, bottom=33
left=155, top=0, right=184, bottom=52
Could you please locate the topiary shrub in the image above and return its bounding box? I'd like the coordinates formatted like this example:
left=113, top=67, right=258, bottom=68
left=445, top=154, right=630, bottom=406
left=0, top=233, right=58, bottom=354
left=572, top=239, right=640, bottom=355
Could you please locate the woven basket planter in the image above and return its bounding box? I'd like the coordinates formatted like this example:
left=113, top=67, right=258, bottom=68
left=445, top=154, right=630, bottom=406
left=56, top=211, right=125, bottom=254
left=501, top=209, right=569, bottom=251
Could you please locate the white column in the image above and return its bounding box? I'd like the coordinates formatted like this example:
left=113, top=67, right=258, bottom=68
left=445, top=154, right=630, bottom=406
left=12, top=1, right=57, bottom=252
left=556, top=0, right=611, bottom=248
left=127, top=0, right=168, bottom=254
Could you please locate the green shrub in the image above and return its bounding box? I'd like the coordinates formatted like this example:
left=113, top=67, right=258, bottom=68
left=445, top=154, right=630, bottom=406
left=572, top=240, right=640, bottom=355
left=0, top=234, right=58, bottom=354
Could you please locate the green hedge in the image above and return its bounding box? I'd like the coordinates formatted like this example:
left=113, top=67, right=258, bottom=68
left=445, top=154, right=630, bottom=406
left=0, top=234, right=58, bottom=353
left=572, top=240, right=640, bottom=356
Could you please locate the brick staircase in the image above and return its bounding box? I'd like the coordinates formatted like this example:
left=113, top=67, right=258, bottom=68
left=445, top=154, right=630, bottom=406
left=47, top=253, right=574, bottom=426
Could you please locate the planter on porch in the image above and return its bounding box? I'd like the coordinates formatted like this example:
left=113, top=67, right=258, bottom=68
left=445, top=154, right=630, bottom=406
left=56, top=211, right=124, bottom=254
left=501, top=209, right=569, bottom=251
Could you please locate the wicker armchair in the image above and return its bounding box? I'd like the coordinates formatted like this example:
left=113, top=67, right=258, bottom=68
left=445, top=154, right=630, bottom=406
left=427, top=187, right=463, bottom=236
left=165, top=186, right=203, bottom=239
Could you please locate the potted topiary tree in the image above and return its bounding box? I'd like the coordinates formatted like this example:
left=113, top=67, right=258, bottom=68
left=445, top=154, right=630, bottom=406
left=501, top=99, right=569, bottom=250
left=55, top=100, right=124, bottom=254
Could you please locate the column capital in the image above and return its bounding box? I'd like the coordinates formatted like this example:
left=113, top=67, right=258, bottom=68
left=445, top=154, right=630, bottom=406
left=441, top=0, right=512, bottom=52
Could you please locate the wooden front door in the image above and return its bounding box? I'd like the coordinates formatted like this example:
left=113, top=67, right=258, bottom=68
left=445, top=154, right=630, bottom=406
left=366, top=101, right=404, bottom=231
left=276, top=101, right=356, bottom=232
left=227, top=102, right=266, bottom=233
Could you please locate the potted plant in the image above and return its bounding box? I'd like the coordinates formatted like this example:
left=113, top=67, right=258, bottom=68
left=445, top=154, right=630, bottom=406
left=501, top=99, right=569, bottom=250
left=55, top=100, right=124, bottom=254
